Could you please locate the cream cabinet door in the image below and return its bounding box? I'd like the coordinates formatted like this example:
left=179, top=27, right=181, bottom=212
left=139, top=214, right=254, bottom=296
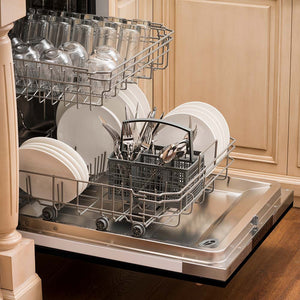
left=109, top=0, right=153, bottom=105
left=288, top=0, right=300, bottom=177
left=153, top=0, right=292, bottom=174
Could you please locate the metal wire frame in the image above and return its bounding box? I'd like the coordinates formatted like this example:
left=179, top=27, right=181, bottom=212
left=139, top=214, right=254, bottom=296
left=14, top=17, right=173, bottom=107
left=19, top=138, right=236, bottom=232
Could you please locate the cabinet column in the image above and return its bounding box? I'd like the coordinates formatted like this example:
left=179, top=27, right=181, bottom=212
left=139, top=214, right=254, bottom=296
left=0, top=2, right=42, bottom=299
left=0, top=23, right=22, bottom=252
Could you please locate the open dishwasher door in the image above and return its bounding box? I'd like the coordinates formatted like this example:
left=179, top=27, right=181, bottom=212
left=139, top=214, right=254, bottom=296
left=18, top=177, right=293, bottom=283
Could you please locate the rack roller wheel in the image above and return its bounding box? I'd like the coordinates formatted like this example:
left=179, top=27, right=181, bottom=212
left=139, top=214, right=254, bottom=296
left=96, top=216, right=109, bottom=231
left=132, top=223, right=146, bottom=237
left=42, top=206, right=57, bottom=221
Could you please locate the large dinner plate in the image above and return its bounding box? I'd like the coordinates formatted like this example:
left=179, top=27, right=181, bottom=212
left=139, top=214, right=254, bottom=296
left=56, top=91, right=136, bottom=127
left=174, top=102, right=230, bottom=149
left=169, top=104, right=227, bottom=158
left=57, top=105, right=122, bottom=170
left=22, top=137, right=89, bottom=183
left=154, top=112, right=217, bottom=170
left=19, top=144, right=79, bottom=203
left=127, top=84, right=151, bottom=116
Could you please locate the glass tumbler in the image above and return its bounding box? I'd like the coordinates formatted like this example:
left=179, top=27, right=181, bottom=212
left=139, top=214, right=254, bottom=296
left=13, top=44, right=40, bottom=93
left=55, top=22, right=71, bottom=47
left=59, top=41, right=88, bottom=68
left=30, top=38, right=54, bottom=56
left=85, top=54, right=118, bottom=101
left=40, top=48, right=73, bottom=93
left=72, top=24, right=94, bottom=55
left=94, top=26, right=117, bottom=50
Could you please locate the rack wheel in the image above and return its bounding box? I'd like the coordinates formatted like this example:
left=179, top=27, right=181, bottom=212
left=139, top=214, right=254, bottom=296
left=96, top=216, right=109, bottom=231
left=42, top=206, right=57, bottom=221
left=132, top=223, right=146, bottom=237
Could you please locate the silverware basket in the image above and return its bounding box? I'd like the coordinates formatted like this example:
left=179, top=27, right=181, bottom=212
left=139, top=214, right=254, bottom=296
left=108, top=119, right=205, bottom=201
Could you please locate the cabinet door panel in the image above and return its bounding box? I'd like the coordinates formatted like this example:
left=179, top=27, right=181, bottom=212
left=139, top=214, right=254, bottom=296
left=154, top=0, right=291, bottom=174
left=288, top=0, right=300, bottom=176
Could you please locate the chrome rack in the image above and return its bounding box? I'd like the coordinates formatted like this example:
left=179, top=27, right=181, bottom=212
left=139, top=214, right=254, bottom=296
left=19, top=137, right=236, bottom=237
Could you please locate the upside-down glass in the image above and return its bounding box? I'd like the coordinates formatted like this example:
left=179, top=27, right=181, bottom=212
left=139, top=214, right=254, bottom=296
left=30, top=38, right=54, bottom=56
left=94, top=26, right=117, bottom=50
left=72, top=24, right=94, bottom=55
left=85, top=54, right=118, bottom=101
left=13, top=43, right=40, bottom=93
left=60, top=41, right=88, bottom=68
left=40, top=48, right=73, bottom=93
left=55, top=22, right=71, bottom=47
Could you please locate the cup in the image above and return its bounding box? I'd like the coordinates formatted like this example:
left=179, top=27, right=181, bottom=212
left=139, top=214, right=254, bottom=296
left=30, top=38, right=54, bottom=56
left=94, top=26, right=117, bottom=50
left=117, top=26, right=140, bottom=60
left=13, top=43, right=40, bottom=93
left=40, top=48, right=73, bottom=93
left=85, top=53, right=118, bottom=100
left=60, top=41, right=88, bottom=68
left=72, top=24, right=94, bottom=55
left=55, top=22, right=71, bottom=47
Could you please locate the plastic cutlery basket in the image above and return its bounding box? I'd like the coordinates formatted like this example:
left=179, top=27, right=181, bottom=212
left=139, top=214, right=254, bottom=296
left=108, top=119, right=205, bottom=207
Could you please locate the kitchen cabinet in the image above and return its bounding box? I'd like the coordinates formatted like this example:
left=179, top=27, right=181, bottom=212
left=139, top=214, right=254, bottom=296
left=113, top=0, right=300, bottom=199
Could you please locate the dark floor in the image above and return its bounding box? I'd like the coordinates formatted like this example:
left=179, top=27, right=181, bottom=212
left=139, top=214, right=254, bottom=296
left=35, top=208, right=300, bottom=300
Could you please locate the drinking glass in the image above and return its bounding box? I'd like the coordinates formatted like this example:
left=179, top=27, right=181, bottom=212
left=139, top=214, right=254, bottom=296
left=117, top=26, right=140, bottom=60
left=72, top=24, right=94, bottom=55
left=94, top=26, right=117, bottom=50
left=40, top=48, right=73, bottom=93
left=60, top=41, right=88, bottom=67
left=30, top=38, right=54, bottom=56
left=55, top=22, right=71, bottom=47
left=13, top=44, right=40, bottom=93
left=85, top=53, right=118, bottom=100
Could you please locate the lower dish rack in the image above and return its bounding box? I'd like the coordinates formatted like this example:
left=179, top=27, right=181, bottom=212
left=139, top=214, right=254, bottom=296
left=19, top=136, right=235, bottom=237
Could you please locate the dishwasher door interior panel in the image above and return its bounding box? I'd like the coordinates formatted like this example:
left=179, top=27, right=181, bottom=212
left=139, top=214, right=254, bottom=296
left=19, top=177, right=293, bottom=282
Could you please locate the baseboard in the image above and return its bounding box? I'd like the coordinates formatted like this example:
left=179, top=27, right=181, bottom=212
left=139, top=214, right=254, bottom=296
left=220, top=168, right=300, bottom=207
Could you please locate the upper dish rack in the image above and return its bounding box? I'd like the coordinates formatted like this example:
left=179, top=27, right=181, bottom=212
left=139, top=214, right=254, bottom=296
left=12, top=10, right=173, bottom=107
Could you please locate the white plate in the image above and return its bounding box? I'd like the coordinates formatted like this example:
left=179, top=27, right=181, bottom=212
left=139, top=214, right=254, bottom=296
left=21, top=139, right=89, bottom=194
left=19, top=144, right=80, bottom=203
left=57, top=105, right=122, bottom=170
left=154, top=112, right=217, bottom=170
left=122, top=86, right=147, bottom=118
left=169, top=104, right=227, bottom=156
left=174, top=102, right=230, bottom=149
left=56, top=93, right=86, bottom=125
left=21, top=137, right=89, bottom=183
left=127, top=84, right=151, bottom=116
left=56, top=91, right=136, bottom=127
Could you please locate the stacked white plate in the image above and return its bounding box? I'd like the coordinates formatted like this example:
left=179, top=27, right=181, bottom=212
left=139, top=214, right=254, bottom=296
left=19, top=137, right=89, bottom=203
left=56, top=84, right=151, bottom=126
left=154, top=102, right=230, bottom=173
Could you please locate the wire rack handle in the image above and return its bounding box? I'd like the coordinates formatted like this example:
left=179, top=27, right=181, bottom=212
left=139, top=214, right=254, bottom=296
left=120, top=118, right=195, bottom=162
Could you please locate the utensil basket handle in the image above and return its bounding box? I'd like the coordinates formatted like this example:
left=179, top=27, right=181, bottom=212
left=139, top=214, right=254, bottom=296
left=120, top=118, right=195, bottom=162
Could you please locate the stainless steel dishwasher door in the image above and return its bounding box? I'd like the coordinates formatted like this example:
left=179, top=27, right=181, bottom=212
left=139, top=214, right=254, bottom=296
left=19, top=176, right=293, bottom=282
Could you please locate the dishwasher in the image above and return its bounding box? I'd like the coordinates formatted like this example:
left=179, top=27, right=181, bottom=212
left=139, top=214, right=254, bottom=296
left=13, top=2, right=293, bottom=284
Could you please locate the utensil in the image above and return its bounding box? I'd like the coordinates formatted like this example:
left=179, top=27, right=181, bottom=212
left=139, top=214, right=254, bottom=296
left=98, top=117, right=123, bottom=159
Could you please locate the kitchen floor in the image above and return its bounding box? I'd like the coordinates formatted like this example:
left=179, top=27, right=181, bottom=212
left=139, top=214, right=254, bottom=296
left=35, top=207, right=300, bottom=300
